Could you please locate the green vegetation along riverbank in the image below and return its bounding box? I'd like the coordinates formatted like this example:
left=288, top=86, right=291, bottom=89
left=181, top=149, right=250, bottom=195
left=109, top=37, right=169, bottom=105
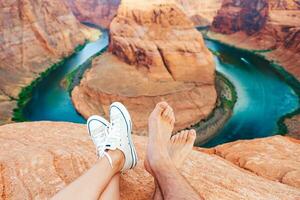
left=193, top=72, right=237, bottom=146
left=61, top=47, right=108, bottom=93
left=12, top=41, right=89, bottom=122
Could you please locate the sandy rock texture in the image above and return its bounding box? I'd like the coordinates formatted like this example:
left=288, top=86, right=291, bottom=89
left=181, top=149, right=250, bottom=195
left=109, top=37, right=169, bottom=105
left=65, top=0, right=222, bottom=28
left=210, top=0, right=300, bottom=80
left=211, top=0, right=269, bottom=35
left=0, top=0, right=99, bottom=124
left=174, top=0, right=223, bottom=27
left=0, top=122, right=299, bottom=199
left=72, top=0, right=217, bottom=136
left=212, top=136, right=300, bottom=188
left=286, top=115, right=300, bottom=139
left=65, top=0, right=121, bottom=29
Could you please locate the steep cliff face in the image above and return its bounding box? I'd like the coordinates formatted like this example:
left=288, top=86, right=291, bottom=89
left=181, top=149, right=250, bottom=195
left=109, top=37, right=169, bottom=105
left=65, top=0, right=121, bottom=29
left=0, top=122, right=299, bottom=199
left=0, top=0, right=99, bottom=124
left=211, top=0, right=300, bottom=78
left=269, top=0, right=300, bottom=9
left=212, top=0, right=269, bottom=35
left=72, top=1, right=217, bottom=135
left=174, top=0, right=222, bottom=27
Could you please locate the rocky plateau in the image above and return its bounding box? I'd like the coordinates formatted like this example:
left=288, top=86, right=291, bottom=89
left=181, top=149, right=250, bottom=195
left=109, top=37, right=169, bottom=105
left=0, top=122, right=299, bottom=199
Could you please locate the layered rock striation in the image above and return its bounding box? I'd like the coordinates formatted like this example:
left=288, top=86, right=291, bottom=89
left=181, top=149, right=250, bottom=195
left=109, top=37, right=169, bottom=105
left=0, top=122, right=299, bottom=199
left=210, top=0, right=300, bottom=80
left=72, top=1, right=217, bottom=135
left=0, top=0, right=99, bottom=124
left=65, top=0, right=121, bottom=29
left=174, top=0, right=223, bottom=27
left=211, top=0, right=269, bottom=35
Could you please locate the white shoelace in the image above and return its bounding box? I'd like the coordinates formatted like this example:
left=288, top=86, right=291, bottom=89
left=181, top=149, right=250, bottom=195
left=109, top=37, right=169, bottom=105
left=105, top=115, right=122, bottom=150
left=91, top=126, right=109, bottom=157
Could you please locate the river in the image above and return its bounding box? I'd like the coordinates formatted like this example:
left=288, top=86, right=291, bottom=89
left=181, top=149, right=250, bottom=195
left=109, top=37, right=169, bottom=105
left=23, top=31, right=299, bottom=147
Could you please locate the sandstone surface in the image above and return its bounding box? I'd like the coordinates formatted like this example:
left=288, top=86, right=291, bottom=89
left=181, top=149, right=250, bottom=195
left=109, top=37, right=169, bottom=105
left=0, top=122, right=299, bottom=199
left=0, top=0, right=99, bottom=124
left=72, top=0, right=217, bottom=135
left=174, top=0, right=223, bottom=27
left=212, top=136, right=300, bottom=188
left=286, top=115, right=300, bottom=139
left=65, top=0, right=121, bottom=29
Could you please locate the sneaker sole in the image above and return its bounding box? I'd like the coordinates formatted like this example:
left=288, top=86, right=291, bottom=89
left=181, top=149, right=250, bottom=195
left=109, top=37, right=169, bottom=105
left=110, top=102, right=138, bottom=169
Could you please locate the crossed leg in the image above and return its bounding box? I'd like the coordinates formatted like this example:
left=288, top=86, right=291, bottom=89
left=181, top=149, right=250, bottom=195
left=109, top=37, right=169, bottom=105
left=52, top=150, right=124, bottom=200
left=146, top=102, right=203, bottom=200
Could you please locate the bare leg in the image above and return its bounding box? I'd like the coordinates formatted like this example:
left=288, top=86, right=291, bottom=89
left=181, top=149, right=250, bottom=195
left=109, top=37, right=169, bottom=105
left=99, top=174, right=120, bottom=200
left=52, top=150, right=124, bottom=200
left=146, top=102, right=202, bottom=200
left=147, top=130, right=197, bottom=200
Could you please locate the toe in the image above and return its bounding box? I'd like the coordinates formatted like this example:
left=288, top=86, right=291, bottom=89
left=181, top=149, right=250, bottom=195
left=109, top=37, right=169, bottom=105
left=171, top=134, right=177, bottom=143
left=179, top=131, right=186, bottom=143
left=174, top=132, right=182, bottom=143
left=150, top=102, right=168, bottom=118
left=183, top=130, right=189, bottom=142
left=162, top=106, right=171, bottom=120
left=187, top=129, right=196, bottom=144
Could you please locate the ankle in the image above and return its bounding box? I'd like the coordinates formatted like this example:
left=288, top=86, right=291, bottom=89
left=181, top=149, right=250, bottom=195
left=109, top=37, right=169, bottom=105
left=149, top=154, right=172, bottom=173
left=106, top=149, right=125, bottom=172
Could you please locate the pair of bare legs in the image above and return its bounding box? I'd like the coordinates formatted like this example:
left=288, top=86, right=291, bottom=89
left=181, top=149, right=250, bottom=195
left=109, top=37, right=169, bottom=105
left=52, top=102, right=201, bottom=200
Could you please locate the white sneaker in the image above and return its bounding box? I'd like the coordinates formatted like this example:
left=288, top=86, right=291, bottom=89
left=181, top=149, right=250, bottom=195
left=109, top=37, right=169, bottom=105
left=105, top=102, right=138, bottom=172
left=87, top=115, right=110, bottom=157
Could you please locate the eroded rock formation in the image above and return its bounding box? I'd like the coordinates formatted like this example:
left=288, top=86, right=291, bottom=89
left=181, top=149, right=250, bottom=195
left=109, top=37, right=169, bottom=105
left=210, top=0, right=300, bottom=79
left=209, top=0, right=300, bottom=139
left=211, top=0, right=269, bottom=35
left=72, top=0, right=217, bottom=135
left=174, top=0, right=223, bottom=27
left=65, top=0, right=121, bottom=29
left=0, top=0, right=99, bottom=124
left=0, top=122, right=299, bottom=199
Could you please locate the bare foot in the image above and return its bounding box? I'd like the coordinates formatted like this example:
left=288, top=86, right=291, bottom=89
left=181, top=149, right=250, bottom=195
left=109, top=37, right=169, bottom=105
left=169, top=129, right=196, bottom=168
left=146, top=102, right=175, bottom=173
left=145, top=129, right=196, bottom=175
left=145, top=129, right=196, bottom=200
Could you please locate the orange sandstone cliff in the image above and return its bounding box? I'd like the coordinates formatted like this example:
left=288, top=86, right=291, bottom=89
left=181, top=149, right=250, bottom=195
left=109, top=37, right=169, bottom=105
left=65, top=0, right=222, bottom=29
left=65, top=0, right=121, bottom=29
left=210, top=0, right=300, bottom=80
left=0, top=0, right=99, bottom=124
left=0, top=122, right=299, bottom=199
left=72, top=1, right=217, bottom=135
left=174, top=0, right=223, bottom=27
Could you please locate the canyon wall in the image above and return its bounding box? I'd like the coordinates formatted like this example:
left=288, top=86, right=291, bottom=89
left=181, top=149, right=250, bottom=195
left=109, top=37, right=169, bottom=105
left=174, top=0, right=223, bottom=27
left=65, top=0, right=222, bottom=29
left=65, top=0, right=121, bottom=29
left=0, top=0, right=99, bottom=124
left=210, top=0, right=300, bottom=80
left=211, top=0, right=269, bottom=35
left=0, top=122, right=299, bottom=199
left=72, top=0, right=217, bottom=135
